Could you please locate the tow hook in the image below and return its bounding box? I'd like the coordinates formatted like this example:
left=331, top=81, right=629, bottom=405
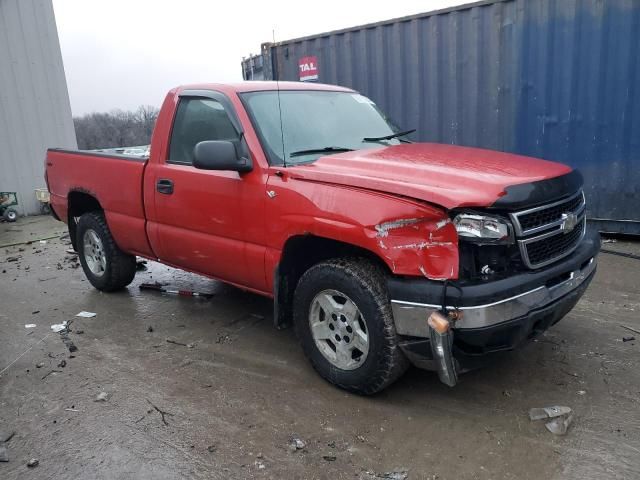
left=428, top=310, right=459, bottom=387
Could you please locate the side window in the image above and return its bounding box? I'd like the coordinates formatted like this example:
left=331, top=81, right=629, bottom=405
left=168, top=97, right=239, bottom=165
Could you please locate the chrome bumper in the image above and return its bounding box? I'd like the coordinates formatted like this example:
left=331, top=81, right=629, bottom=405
left=391, top=256, right=597, bottom=337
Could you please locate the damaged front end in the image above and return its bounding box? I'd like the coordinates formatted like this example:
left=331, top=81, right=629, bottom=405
left=382, top=201, right=599, bottom=388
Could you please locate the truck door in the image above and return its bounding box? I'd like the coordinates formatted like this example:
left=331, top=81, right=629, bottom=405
left=147, top=91, right=267, bottom=292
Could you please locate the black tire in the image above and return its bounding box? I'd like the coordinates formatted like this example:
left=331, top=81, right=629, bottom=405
left=293, top=258, right=409, bottom=395
left=76, top=212, right=136, bottom=291
left=41, top=203, right=51, bottom=215
left=4, top=208, right=17, bottom=222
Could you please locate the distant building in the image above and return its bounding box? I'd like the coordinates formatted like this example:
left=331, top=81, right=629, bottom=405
left=0, top=0, right=76, bottom=216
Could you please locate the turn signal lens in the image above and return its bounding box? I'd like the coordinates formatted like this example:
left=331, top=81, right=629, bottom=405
left=428, top=311, right=450, bottom=334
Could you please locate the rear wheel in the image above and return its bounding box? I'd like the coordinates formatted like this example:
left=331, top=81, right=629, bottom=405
left=76, top=212, right=136, bottom=291
left=3, top=208, right=17, bottom=222
left=293, top=258, right=409, bottom=395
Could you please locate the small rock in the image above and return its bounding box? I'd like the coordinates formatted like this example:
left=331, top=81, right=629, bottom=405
left=623, top=336, right=635, bottom=342
left=95, top=392, right=109, bottom=402
left=75, top=330, right=84, bottom=334
left=0, top=445, right=8, bottom=462
left=256, top=452, right=264, bottom=459
left=32, top=310, right=40, bottom=314
left=323, top=455, right=337, bottom=462
left=58, top=360, right=66, bottom=368
left=36, top=362, right=45, bottom=368
left=6, top=256, right=19, bottom=262
left=289, top=437, right=306, bottom=452
left=186, top=343, right=196, bottom=349
left=577, top=390, right=586, bottom=396
left=255, top=460, right=265, bottom=470
left=27, top=458, right=39, bottom=468
left=147, top=326, right=154, bottom=333
left=207, top=445, right=217, bottom=453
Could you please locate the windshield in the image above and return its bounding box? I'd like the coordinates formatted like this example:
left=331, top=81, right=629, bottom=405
left=240, top=90, right=405, bottom=165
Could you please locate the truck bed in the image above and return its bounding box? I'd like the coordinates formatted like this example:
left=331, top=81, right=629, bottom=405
left=46, top=148, right=153, bottom=257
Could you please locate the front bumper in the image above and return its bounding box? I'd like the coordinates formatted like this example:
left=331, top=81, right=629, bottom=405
left=388, top=228, right=600, bottom=378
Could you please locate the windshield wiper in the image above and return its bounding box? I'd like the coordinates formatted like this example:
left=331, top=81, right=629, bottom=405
left=289, top=146, right=354, bottom=158
left=363, top=129, right=416, bottom=142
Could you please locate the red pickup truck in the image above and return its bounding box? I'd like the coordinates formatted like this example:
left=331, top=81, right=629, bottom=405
left=46, top=82, right=599, bottom=393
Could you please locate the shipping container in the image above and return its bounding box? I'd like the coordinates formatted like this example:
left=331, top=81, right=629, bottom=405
left=242, top=0, right=640, bottom=235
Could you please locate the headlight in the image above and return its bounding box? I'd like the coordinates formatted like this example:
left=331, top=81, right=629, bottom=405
left=453, top=213, right=511, bottom=241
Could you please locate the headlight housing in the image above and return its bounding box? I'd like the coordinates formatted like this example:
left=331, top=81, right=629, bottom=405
left=453, top=213, right=512, bottom=243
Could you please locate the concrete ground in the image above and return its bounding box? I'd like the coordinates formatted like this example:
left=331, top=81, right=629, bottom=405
left=0, top=216, right=638, bottom=480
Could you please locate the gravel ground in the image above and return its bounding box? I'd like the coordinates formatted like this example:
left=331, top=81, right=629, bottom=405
left=1, top=216, right=638, bottom=480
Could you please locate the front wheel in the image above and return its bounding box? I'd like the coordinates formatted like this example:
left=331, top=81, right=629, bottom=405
left=76, top=212, right=136, bottom=291
left=293, top=258, right=409, bottom=395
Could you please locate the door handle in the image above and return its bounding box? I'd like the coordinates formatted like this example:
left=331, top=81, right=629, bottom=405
left=156, top=179, right=174, bottom=195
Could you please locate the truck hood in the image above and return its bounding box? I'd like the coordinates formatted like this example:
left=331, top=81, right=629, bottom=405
left=286, top=143, right=572, bottom=209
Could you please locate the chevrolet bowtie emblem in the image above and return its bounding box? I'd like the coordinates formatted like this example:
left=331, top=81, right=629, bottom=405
left=560, top=212, right=578, bottom=233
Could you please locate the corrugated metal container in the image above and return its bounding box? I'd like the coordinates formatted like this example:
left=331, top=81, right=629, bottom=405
left=0, top=0, right=77, bottom=216
left=245, top=0, right=640, bottom=234
left=242, top=53, right=266, bottom=81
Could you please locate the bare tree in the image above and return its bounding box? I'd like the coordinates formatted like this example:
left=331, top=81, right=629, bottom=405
left=74, top=105, right=160, bottom=150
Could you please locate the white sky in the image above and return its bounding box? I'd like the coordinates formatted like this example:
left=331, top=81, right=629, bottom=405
left=53, top=0, right=469, bottom=115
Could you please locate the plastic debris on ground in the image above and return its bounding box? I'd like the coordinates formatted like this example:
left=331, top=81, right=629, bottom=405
left=0, top=445, right=8, bottom=462
left=50, top=321, right=68, bottom=333
left=76, top=311, right=96, bottom=318
left=528, top=406, right=571, bottom=421
left=288, top=437, right=306, bottom=452
left=139, top=283, right=214, bottom=299
left=25, top=324, right=36, bottom=329
left=545, top=413, right=574, bottom=435
left=529, top=406, right=573, bottom=435
left=379, top=471, right=409, bottom=480
left=95, top=392, right=109, bottom=402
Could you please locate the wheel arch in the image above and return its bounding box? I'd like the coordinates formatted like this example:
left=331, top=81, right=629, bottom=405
left=67, top=190, right=103, bottom=250
left=273, top=234, right=391, bottom=329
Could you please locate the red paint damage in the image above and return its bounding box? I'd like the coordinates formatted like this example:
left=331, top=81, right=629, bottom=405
left=374, top=217, right=459, bottom=280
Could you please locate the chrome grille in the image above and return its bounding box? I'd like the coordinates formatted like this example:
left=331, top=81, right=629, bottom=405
left=510, top=190, right=586, bottom=269
left=518, top=194, right=584, bottom=233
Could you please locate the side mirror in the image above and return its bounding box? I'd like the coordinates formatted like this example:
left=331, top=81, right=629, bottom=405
left=193, top=140, right=252, bottom=173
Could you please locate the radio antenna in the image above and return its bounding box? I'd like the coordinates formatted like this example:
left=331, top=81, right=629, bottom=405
left=273, top=28, right=286, bottom=167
